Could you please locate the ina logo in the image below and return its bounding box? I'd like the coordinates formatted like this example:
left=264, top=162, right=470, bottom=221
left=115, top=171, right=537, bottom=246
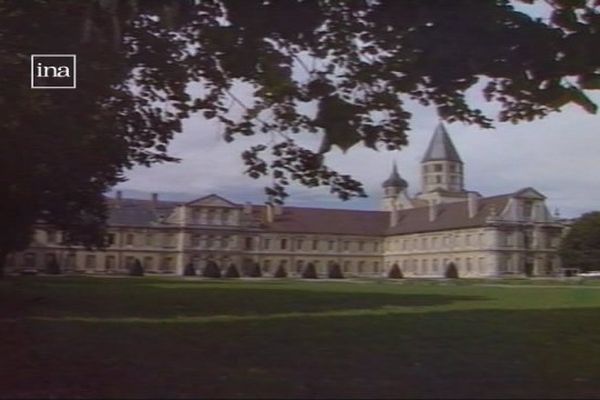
left=31, top=54, right=76, bottom=89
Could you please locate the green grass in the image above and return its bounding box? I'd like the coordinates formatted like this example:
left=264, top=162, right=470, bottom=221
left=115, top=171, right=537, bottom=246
left=2, top=276, right=600, bottom=398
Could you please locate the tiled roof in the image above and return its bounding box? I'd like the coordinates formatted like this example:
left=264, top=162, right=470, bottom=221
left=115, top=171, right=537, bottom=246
left=106, top=198, right=178, bottom=227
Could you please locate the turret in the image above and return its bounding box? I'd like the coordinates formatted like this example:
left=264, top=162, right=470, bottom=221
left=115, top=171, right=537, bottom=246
left=421, top=122, right=464, bottom=193
left=382, top=162, right=409, bottom=211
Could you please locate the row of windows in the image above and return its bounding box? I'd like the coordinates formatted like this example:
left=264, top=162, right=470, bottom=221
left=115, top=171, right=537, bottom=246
left=395, top=257, right=486, bottom=274
left=387, top=233, right=486, bottom=252
left=261, top=238, right=380, bottom=253
left=424, top=175, right=462, bottom=185
left=423, top=163, right=462, bottom=173
left=190, top=208, right=235, bottom=225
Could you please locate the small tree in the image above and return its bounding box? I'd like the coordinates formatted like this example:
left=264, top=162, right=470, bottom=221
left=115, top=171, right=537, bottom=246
left=302, top=262, right=318, bottom=279
left=224, top=263, right=240, bottom=278
left=273, top=263, right=288, bottom=278
left=45, top=257, right=61, bottom=275
left=387, top=263, right=404, bottom=279
left=559, top=211, right=600, bottom=272
left=183, top=262, right=196, bottom=276
left=202, top=261, right=222, bottom=278
left=129, top=259, right=144, bottom=276
left=248, top=262, right=262, bottom=278
left=445, top=262, right=459, bottom=279
left=327, top=263, right=344, bottom=279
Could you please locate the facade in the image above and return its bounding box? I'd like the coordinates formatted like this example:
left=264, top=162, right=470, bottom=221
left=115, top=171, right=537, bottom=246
left=7, top=123, right=566, bottom=278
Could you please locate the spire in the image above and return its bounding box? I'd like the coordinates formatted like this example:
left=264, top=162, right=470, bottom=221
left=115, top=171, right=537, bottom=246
left=382, top=161, right=408, bottom=189
left=422, top=122, right=462, bottom=163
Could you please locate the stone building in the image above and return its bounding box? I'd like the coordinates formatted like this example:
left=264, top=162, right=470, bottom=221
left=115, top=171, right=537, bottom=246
left=7, top=123, right=565, bottom=278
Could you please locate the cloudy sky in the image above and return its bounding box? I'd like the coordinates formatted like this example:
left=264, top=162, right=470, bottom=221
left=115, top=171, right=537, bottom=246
left=115, top=4, right=599, bottom=218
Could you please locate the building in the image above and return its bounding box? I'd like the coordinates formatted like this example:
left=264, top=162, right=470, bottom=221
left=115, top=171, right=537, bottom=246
left=7, top=123, right=566, bottom=278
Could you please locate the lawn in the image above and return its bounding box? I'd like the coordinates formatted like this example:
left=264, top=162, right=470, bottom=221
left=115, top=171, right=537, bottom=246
left=2, top=276, right=600, bottom=398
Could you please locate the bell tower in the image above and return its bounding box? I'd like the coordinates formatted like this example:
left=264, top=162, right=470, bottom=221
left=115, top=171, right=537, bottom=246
left=421, top=123, right=464, bottom=193
left=382, top=162, right=412, bottom=211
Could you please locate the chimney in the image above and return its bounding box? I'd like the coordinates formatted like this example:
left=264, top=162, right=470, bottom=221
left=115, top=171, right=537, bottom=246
left=151, top=193, right=158, bottom=208
left=467, top=192, right=479, bottom=219
left=243, top=201, right=252, bottom=215
left=428, top=200, right=438, bottom=222
left=390, top=203, right=399, bottom=227
left=265, top=203, right=274, bottom=224
left=114, top=190, right=122, bottom=208
left=274, top=204, right=283, bottom=216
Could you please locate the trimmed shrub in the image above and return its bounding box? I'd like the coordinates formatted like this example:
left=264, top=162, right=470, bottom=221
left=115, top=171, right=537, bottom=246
left=202, top=261, right=222, bottom=278
left=524, top=262, right=534, bottom=277
left=45, top=258, right=61, bottom=275
left=248, top=262, right=262, bottom=278
left=445, top=262, right=459, bottom=279
left=129, top=259, right=144, bottom=276
left=224, top=263, right=240, bottom=278
left=302, top=262, right=318, bottom=279
left=327, top=263, right=344, bottom=279
left=183, top=263, right=196, bottom=276
left=273, top=263, right=288, bottom=278
left=387, top=263, right=404, bottom=279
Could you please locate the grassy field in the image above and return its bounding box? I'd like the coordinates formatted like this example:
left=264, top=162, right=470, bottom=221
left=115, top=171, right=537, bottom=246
left=2, top=276, right=600, bottom=398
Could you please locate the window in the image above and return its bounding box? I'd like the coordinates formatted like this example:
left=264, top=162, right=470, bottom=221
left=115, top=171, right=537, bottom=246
left=358, top=261, right=365, bottom=273
left=422, top=259, right=428, bottom=275
left=126, top=233, right=134, bottom=246
left=281, top=238, right=288, bottom=250
left=221, top=236, right=228, bottom=249
left=24, top=253, right=36, bottom=268
left=432, top=259, right=439, bottom=273
left=162, top=257, right=173, bottom=272
left=296, top=260, right=304, bottom=273
left=107, top=233, right=116, bottom=246
left=478, top=257, right=485, bottom=273
left=105, top=255, right=116, bottom=270
left=263, top=260, right=271, bottom=273
left=328, top=240, right=335, bottom=251
left=85, top=255, right=96, bottom=270
left=434, top=164, right=443, bottom=172
left=296, top=239, right=304, bottom=251
left=343, top=261, right=351, bottom=273
left=207, top=236, right=214, bottom=248
left=431, top=237, right=438, bottom=249
left=478, top=233, right=485, bottom=246
left=312, top=240, right=319, bottom=251
left=373, top=262, right=380, bottom=273
left=191, top=234, right=201, bottom=247
left=421, top=238, right=428, bottom=250
left=343, top=241, right=350, bottom=251
left=358, top=241, right=365, bottom=251
left=145, top=233, right=154, bottom=246
left=163, top=233, right=175, bottom=248
left=144, top=257, right=154, bottom=270
left=435, top=176, right=442, bottom=184
left=47, top=230, right=57, bottom=244
left=373, top=242, right=379, bottom=252
left=244, top=237, right=253, bottom=250
left=66, top=253, right=77, bottom=269
left=523, top=200, right=534, bottom=219
left=466, top=258, right=472, bottom=273
left=221, top=209, right=229, bottom=224
left=263, top=238, right=271, bottom=250
left=465, top=234, right=471, bottom=246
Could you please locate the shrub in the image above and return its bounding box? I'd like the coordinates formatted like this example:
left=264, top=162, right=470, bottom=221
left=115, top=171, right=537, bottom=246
left=445, top=262, right=459, bottom=279
left=183, top=263, right=196, bottom=276
left=327, top=263, right=344, bottom=279
left=302, top=262, right=318, bottom=279
left=248, top=262, right=262, bottom=278
left=387, top=263, right=403, bottom=279
left=224, top=263, right=240, bottom=278
left=129, top=259, right=144, bottom=276
left=273, top=263, right=288, bottom=278
left=202, top=261, right=222, bottom=278
left=45, top=258, right=61, bottom=275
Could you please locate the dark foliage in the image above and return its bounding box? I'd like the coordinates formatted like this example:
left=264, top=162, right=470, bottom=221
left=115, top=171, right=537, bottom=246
left=247, top=262, right=262, bottom=278
left=559, top=211, right=600, bottom=272
left=45, top=258, right=61, bottom=275
left=302, top=263, right=318, bottom=279
left=273, top=263, right=288, bottom=278
left=327, top=263, right=344, bottom=279
left=387, top=263, right=404, bottom=279
left=202, top=261, right=222, bottom=278
left=445, top=262, right=459, bottom=279
left=224, top=263, right=240, bottom=278
left=128, top=259, right=144, bottom=277
left=183, top=263, right=196, bottom=276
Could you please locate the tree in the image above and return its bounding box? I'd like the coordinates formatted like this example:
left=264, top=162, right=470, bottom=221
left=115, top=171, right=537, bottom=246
left=2, top=1, right=599, bottom=276
left=302, top=263, right=318, bottom=279
left=202, top=261, right=222, bottom=278
left=445, top=263, right=459, bottom=279
left=387, top=264, right=404, bottom=279
left=183, top=263, right=196, bottom=276
left=224, top=263, right=240, bottom=278
left=273, top=263, right=288, bottom=278
left=327, top=263, right=344, bottom=279
left=128, top=259, right=144, bottom=277
left=247, top=262, right=262, bottom=278
left=559, top=212, right=600, bottom=271
left=45, top=257, right=61, bottom=275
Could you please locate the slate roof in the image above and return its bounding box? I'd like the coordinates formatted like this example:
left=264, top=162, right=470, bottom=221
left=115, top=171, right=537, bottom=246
left=422, top=123, right=463, bottom=163
left=104, top=193, right=513, bottom=236
left=382, top=163, right=408, bottom=189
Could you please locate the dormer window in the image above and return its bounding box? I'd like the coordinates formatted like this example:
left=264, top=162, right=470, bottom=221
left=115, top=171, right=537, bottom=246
left=523, top=200, right=534, bottom=219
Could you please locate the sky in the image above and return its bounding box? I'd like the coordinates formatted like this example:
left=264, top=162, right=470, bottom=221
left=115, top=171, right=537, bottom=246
left=114, top=3, right=599, bottom=218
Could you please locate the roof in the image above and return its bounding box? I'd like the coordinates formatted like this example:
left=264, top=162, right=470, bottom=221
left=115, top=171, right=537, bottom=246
left=422, top=123, right=463, bottom=163
left=103, top=192, right=514, bottom=236
left=382, top=162, right=408, bottom=189
left=386, top=194, right=511, bottom=235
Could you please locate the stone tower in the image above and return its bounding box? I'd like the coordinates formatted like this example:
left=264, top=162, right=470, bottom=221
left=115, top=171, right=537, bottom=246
left=421, top=122, right=464, bottom=193
left=382, top=162, right=412, bottom=211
